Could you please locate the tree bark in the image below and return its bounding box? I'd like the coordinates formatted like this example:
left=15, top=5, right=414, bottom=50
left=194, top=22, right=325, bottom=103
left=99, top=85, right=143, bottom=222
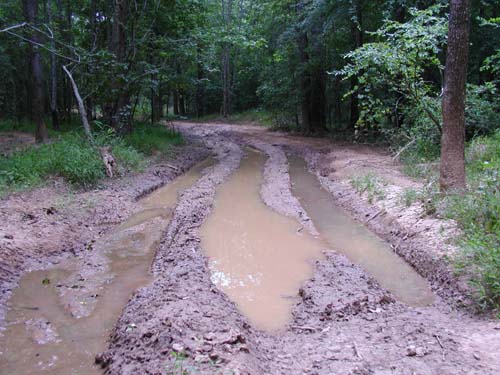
left=179, top=92, right=186, bottom=116
left=106, top=0, right=131, bottom=133
left=221, top=0, right=232, bottom=117
left=173, top=90, right=179, bottom=115
left=439, top=0, right=471, bottom=192
left=349, top=0, right=363, bottom=130
left=46, top=0, right=60, bottom=130
left=298, top=31, right=312, bottom=133
left=196, top=42, right=205, bottom=118
left=23, top=0, right=49, bottom=143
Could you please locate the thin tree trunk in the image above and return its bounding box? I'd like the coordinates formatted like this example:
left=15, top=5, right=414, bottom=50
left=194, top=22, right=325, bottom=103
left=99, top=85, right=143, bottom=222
left=173, top=90, right=179, bottom=115
left=221, top=0, right=232, bottom=117
left=439, top=0, right=471, bottom=192
left=179, top=92, right=186, bottom=116
left=47, top=0, right=60, bottom=130
left=62, top=65, right=93, bottom=142
left=298, top=30, right=311, bottom=133
left=23, top=0, right=48, bottom=143
left=196, top=42, right=205, bottom=118
left=349, top=0, right=363, bottom=130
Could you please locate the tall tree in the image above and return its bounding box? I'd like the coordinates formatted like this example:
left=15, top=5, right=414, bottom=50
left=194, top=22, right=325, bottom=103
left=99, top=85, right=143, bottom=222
left=221, top=0, right=233, bottom=117
left=23, top=0, right=48, bottom=143
left=439, top=0, right=471, bottom=192
left=46, top=0, right=60, bottom=130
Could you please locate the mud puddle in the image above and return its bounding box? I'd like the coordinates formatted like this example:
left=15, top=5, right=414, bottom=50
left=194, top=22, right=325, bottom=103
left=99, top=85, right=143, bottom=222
left=0, top=159, right=213, bottom=375
left=201, top=149, right=326, bottom=332
left=288, top=155, right=434, bottom=306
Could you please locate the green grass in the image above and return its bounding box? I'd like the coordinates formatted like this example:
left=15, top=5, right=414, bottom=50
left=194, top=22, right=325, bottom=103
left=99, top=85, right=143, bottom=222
left=0, top=120, right=183, bottom=194
left=399, top=188, right=419, bottom=207
left=401, top=129, right=500, bottom=312
left=350, top=173, right=387, bottom=203
left=123, top=122, right=183, bottom=156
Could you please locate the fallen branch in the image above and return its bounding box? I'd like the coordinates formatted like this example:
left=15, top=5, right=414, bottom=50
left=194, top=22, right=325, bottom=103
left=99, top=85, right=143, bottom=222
left=367, top=208, right=386, bottom=223
left=392, top=138, right=416, bottom=162
left=62, top=65, right=93, bottom=142
left=289, top=325, right=318, bottom=332
left=165, top=163, right=179, bottom=171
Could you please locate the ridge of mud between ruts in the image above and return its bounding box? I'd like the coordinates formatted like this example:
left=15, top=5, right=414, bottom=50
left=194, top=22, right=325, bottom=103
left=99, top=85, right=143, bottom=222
left=101, top=124, right=499, bottom=375
left=0, top=137, right=209, bottom=328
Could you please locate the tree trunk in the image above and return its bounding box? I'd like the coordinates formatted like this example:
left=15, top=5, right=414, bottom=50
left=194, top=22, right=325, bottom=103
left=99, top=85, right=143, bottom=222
left=298, top=31, right=311, bottom=133
left=173, top=90, right=179, bottom=115
left=106, top=0, right=131, bottom=133
left=349, top=0, right=363, bottom=130
left=179, top=92, right=186, bottom=116
left=62, top=65, right=93, bottom=142
left=46, top=0, right=60, bottom=130
left=221, top=0, right=232, bottom=117
left=439, top=0, right=471, bottom=192
left=23, top=0, right=48, bottom=143
left=196, top=43, right=205, bottom=118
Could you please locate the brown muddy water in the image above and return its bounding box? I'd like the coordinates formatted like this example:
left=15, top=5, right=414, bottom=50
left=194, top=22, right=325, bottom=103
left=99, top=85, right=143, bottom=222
left=201, top=149, right=326, bottom=332
left=288, top=155, right=435, bottom=307
left=0, top=159, right=213, bottom=375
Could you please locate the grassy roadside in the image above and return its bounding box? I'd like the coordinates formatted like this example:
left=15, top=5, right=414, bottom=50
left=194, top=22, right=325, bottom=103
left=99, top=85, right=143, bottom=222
left=399, top=130, right=500, bottom=313
left=0, top=120, right=183, bottom=194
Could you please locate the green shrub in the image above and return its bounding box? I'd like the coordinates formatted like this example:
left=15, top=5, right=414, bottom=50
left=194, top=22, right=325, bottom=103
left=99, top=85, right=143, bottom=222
left=400, top=188, right=419, bottom=207
left=350, top=173, right=387, bottom=203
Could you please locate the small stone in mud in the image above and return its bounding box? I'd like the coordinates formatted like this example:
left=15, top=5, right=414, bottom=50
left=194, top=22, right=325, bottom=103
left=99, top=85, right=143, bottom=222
left=172, top=343, right=185, bottom=353
left=95, top=352, right=112, bottom=368
left=406, top=345, right=417, bottom=356
left=406, top=345, right=426, bottom=357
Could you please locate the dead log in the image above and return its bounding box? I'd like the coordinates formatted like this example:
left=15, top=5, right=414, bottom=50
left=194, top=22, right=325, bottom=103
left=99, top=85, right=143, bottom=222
left=99, top=147, right=116, bottom=178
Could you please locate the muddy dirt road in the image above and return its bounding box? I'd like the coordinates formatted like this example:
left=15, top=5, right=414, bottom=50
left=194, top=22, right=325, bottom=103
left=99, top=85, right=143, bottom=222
left=1, top=122, right=499, bottom=374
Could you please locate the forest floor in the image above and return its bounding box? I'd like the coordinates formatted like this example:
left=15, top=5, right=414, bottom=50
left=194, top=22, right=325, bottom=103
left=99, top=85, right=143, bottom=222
left=1, top=122, right=499, bottom=375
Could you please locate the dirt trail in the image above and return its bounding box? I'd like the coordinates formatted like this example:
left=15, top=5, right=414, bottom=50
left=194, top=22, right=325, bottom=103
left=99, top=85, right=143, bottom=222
left=1, top=123, right=499, bottom=375
left=99, top=123, right=499, bottom=375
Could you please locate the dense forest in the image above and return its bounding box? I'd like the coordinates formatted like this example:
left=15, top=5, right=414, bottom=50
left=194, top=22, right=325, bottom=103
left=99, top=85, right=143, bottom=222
left=0, top=1, right=497, bottom=137
left=1, top=1, right=500, bottom=373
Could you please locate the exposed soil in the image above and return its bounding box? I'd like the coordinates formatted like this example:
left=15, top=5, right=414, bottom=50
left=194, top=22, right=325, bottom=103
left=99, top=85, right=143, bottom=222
left=1, top=123, right=499, bottom=375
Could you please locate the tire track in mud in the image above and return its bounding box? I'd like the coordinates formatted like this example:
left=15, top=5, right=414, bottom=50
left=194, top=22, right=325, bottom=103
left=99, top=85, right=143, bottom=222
left=102, top=125, right=499, bottom=375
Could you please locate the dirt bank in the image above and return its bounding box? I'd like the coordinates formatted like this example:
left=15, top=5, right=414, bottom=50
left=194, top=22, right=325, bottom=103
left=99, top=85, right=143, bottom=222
left=100, top=123, right=499, bottom=374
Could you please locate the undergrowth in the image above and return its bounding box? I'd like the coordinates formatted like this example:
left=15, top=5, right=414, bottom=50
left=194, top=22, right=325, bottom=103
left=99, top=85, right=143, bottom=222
left=350, top=173, right=387, bottom=203
left=123, top=122, right=184, bottom=155
left=400, top=129, right=500, bottom=312
left=0, top=120, right=183, bottom=194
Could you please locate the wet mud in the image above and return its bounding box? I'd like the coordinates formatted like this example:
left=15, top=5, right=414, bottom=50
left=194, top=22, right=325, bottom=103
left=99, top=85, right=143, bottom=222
left=1, top=123, right=499, bottom=375
left=0, top=157, right=213, bottom=374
